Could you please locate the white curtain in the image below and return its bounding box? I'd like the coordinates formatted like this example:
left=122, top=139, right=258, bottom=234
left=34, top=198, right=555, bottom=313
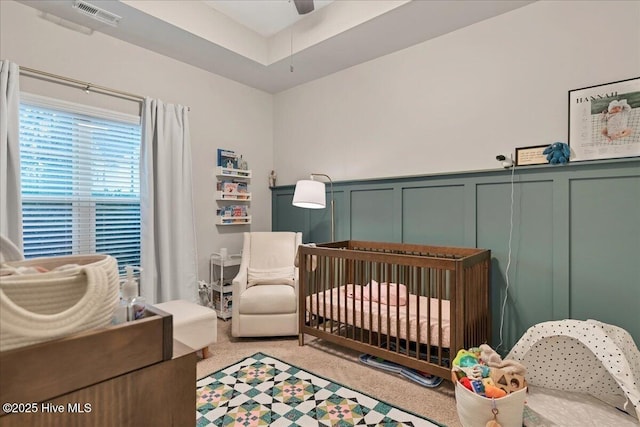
left=140, top=98, right=198, bottom=303
left=0, top=60, right=23, bottom=249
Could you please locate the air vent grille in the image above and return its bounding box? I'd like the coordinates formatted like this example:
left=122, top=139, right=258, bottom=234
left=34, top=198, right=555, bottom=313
left=73, top=0, right=121, bottom=27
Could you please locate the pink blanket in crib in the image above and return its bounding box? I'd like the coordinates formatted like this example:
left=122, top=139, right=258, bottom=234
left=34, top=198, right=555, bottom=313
left=306, top=284, right=451, bottom=348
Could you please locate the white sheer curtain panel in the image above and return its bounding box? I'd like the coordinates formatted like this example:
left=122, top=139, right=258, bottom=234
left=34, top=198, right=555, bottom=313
left=0, top=60, right=23, bottom=250
left=140, top=98, right=198, bottom=303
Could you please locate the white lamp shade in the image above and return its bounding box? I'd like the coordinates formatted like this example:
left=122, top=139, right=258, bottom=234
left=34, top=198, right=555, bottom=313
left=292, top=179, right=326, bottom=209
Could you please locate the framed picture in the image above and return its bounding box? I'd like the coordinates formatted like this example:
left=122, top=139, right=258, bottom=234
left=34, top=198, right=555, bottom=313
left=568, top=77, right=640, bottom=162
left=515, top=144, right=549, bottom=166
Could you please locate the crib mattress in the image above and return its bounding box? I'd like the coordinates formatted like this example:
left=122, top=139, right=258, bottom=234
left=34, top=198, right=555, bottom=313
left=305, top=285, right=451, bottom=348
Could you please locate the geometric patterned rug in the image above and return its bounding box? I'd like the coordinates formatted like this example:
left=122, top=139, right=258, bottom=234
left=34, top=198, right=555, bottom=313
left=196, top=352, right=445, bottom=426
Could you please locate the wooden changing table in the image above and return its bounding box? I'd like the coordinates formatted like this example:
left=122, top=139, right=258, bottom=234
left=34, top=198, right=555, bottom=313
left=0, top=306, right=197, bottom=426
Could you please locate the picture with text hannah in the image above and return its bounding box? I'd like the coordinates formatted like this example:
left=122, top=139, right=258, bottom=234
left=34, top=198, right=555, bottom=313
left=568, top=77, right=639, bottom=161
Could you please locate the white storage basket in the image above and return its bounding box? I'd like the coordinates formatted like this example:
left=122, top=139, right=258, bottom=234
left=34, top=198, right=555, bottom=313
left=0, top=254, right=120, bottom=352
left=455, top=381, right=527, bottom=427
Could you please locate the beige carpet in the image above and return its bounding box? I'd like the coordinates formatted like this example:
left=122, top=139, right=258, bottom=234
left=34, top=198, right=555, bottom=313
left=197, top=319, right=462, bottom=427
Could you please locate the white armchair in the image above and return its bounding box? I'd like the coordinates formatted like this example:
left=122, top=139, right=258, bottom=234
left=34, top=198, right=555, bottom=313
left=231, top=231, right=302, bottom=337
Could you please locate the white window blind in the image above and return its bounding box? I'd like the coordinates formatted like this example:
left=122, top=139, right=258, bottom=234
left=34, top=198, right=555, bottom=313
left=19, top=93, right=141, bottom=274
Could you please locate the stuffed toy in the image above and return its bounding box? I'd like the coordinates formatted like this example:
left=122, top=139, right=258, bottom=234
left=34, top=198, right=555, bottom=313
left=479, top=344, right=527, bottom=376
left=543, top=142, right=570, bottom=164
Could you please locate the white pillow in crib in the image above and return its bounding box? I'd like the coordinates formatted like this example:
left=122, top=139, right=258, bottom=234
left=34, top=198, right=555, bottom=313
left=248, top=266, right=295, bottom=287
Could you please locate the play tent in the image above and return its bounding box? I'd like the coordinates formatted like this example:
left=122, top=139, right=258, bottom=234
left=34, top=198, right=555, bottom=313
left=507, top=319, right=640, bottom=424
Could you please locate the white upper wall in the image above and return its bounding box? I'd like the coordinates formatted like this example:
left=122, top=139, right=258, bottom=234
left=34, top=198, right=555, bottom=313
left=273, top=0, right=640, bottom=185
left=0, top=0, right=274, bottom=281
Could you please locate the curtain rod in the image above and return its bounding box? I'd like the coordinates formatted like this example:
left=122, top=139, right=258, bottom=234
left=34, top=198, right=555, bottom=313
left=19, top=66, right=191, bottom=110
left=20, top=66, right=144, bottom=102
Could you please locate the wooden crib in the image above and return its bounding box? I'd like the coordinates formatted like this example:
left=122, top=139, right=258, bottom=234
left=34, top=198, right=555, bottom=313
left=297, top=240, right=491, bottom=380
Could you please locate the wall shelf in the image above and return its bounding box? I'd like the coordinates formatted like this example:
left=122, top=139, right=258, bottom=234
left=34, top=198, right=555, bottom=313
left=216, top=191, right=251, bottom=201
left=216, top=215, right=251, bottom=225
left=216, top=151, right=251, bottom=228
left=216, top=166, right=251, bottom=179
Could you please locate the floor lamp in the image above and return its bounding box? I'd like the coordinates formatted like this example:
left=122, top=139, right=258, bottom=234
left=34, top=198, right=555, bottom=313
left=292, top=173, right=334, bottom=242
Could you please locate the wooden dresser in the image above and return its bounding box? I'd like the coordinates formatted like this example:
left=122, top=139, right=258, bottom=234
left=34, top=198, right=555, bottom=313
left=0, top=307, right=197, bottom=426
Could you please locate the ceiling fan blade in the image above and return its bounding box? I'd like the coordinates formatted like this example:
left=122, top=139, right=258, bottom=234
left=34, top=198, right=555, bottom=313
left=293, top=0, right=314, bottom=15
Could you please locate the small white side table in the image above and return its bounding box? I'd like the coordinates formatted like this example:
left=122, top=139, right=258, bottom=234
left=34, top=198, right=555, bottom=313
left=209, top=253, right=241, bottom=320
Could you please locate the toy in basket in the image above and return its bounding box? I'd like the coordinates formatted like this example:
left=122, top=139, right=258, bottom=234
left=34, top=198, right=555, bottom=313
left=0, top=254, right=120, bottom=352
left=451, top=344, right=528, bottom=427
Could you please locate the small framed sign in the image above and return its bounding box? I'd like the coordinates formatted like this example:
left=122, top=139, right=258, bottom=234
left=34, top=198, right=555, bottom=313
left=515, top=144, right=549, bottom=166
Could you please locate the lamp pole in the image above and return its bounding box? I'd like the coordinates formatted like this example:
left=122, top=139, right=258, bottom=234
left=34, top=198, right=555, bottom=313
left=310, top=173, right=334, bottom=242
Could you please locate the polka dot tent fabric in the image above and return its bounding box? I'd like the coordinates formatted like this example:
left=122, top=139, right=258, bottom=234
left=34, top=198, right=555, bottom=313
left=507, top=319, right=640, bottom=420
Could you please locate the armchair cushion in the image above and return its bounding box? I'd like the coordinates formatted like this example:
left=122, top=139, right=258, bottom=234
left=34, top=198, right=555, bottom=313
left=247, top=266, right=295, bottom=287
left=239, top=285, right=297, bottom=315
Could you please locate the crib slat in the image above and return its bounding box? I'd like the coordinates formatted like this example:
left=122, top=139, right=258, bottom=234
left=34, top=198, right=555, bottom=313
left=415, top=266, right=422, bottom=361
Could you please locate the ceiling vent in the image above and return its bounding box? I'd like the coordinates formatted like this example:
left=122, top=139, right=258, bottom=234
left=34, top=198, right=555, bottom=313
left=73, top=0, right=121, bottom=27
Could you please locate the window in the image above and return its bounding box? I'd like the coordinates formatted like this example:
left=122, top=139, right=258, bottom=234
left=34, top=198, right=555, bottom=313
left=19, top=93, right=142, bottom=274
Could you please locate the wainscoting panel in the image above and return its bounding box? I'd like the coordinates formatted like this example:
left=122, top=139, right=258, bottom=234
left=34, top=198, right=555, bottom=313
left=476, top=180, right=555, bottom=350
left=272, top=191, right=305, bottom=238
left=350, top=188, right=396, bottom=242
left=569, top=175, right=640, bottom=342
left=402, top=185, right=465, bottom=246
left=272, top=189, right=345, bottom=244
left=272, top=159, right=640, bottom=351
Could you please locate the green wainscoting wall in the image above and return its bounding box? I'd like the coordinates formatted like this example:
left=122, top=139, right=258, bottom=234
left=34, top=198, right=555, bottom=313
left=272, top=159, right=640, bottom=352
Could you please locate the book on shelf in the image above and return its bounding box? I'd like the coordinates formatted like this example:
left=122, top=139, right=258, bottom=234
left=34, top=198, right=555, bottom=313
left=216, top=205, right=249, bottom=217
left=218, top=181, right=238, bottom=193
left=217, top=180, right=248, bottom=194
left=236, top=182, right=248, bottom=193
left=217, top=148, right=238, bottom=169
